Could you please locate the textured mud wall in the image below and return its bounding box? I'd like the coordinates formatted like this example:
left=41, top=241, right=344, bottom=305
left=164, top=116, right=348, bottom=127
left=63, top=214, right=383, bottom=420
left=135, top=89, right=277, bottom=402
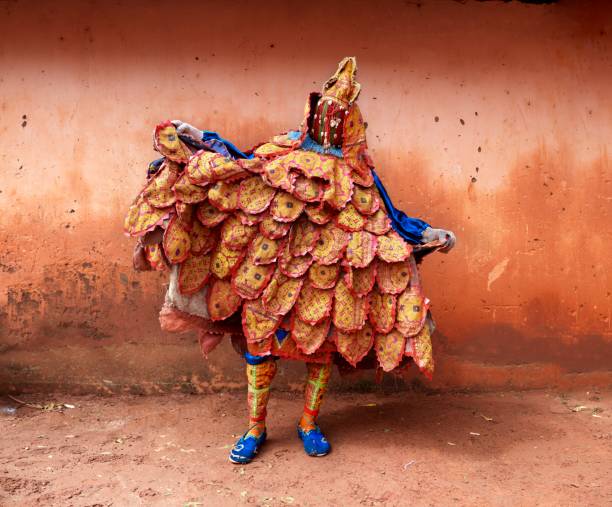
left=0, top=0, right=610, bottom=393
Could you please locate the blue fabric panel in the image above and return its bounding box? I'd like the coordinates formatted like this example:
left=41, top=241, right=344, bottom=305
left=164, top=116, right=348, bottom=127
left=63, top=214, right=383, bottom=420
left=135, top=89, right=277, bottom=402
left=244, top=352, right=274, bottom=365
left=300, top=134, right=343, bottom=158
left=275, top=328, right=289, bottom=344
left=202, top=130, right=252, bottom=159
left=372, top=169, right=429, bottom=244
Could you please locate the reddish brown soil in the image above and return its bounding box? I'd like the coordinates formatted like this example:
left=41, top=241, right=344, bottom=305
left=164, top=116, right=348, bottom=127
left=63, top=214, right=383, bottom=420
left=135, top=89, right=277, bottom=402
left=1, top=390, right=610, bottom=506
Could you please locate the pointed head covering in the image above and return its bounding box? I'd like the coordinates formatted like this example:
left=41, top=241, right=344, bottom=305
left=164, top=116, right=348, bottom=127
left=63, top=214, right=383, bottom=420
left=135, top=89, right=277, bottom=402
left=322, top=57, right=361, bottom=106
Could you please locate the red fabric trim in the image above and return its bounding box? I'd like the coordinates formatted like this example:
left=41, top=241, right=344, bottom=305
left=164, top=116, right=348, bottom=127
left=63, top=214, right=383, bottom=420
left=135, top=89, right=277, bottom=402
left=302, top=406, right=319, bottom=418
left=249, top=411, right=267, bottom=423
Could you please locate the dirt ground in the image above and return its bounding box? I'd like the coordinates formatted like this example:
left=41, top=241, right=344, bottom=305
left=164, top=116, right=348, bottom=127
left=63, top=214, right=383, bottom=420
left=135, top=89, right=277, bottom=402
left=0, top=389, right=610, bottom=507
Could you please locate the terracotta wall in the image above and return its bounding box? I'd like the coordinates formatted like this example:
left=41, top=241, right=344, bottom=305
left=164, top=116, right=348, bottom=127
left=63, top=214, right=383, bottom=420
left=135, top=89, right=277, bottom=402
left=1, top=0, right=610, bottom=393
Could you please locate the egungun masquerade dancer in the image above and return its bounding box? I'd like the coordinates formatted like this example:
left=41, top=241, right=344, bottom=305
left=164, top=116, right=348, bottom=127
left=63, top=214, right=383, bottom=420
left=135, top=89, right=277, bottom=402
left=125, top=58, right=455, bottom=464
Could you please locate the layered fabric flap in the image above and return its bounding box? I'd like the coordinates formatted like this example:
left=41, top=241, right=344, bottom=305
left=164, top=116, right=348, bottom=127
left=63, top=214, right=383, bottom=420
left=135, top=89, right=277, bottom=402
left=335, top=323, right=374, bottom=367
left=238, top=176, right=277, bottom=214
left=291, top=315, right=331, bottom=355
left=178, top=253, right=212, bottom=295
left=296, top=283, right=334, bottom=325
left=262, top=270, right=304, bottom=316
left=163, top=216, right=191, bottom=264
left=196, top=201, right=228, bottom=227
left=332, top=277, right=368, bottom=332
left=124, top=197, right=170, bottom=237
left=207, top=278, right=242, bottom=321
left=232, top=256, right=275, bottom=300
left=242, top=300, right=281, bottom=343
left=154, top=122, right=192, bottom=163
left=375, top=330, right=406, bottom=372
left=308, top=262, right=340, bottom=289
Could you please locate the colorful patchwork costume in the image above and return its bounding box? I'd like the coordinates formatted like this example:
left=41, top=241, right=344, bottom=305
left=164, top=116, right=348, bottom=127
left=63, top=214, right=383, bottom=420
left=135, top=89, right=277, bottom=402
left=125, top=58, right=454, bottom=463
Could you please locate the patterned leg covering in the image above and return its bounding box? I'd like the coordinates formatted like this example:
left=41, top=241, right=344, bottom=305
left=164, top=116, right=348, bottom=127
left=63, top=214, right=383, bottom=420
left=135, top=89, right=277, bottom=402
left=299, top=362, right=332, bottom=431
left=229, top=354, right=277, bottom=464
left=246, top=354, right=277, bottom=438
left=297, top=362, right=332, bottom=456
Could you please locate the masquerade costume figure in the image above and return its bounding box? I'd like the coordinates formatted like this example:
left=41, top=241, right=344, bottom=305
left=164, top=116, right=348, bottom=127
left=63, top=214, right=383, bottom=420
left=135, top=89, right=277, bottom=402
left=125, top=58, right=455, bottom=464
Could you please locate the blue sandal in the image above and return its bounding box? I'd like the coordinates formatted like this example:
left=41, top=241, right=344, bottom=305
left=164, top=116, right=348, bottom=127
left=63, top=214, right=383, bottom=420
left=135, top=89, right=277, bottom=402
left=229, top=430, right=267, bottom=464
left=297, top=425, right=331, bottom=457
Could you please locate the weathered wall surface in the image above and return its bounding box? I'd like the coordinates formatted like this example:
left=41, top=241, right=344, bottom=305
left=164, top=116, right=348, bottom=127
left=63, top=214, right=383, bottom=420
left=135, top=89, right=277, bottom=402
left=0, top=0, right=610, bottom=393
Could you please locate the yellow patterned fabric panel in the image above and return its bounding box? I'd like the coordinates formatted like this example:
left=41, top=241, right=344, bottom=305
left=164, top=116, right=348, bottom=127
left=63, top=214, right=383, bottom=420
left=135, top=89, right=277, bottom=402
left=186, top=151, right=246, bottom=185
left=376, top=260, right=411, bottom=294
left=259, top=214, right=291, bottom=239
left=124, top=197, right=170, bottom=237
left=142, top=161, right=179, bottom=208
left=220, top=217, right=257, bottom=250
left=270, top=191, right=305, bottom=222
left=232, top=256, right=275, bottom=300
left=262, top=157, right=296, bottom=192
left=323, top=159, right=354, bottom=209
left=347, top=262, right=377, bottom=297
left=210, top=242, right=245, bottom=279
left=377, top=231, right=413, bottom=262
left=253, top=142, right=292, bottom=158
left=352, top=185, right=380, bottom=215
left=189, top=220, right=217, bottom=256
left=196, top=201, right=228, bottom=227
left=237, top=210, right=265, bottom=226
left=248, top=235, right=280, bottom=265
left=395, top=288, right=429, bottom=337
left=144, top=244, right=166, bottom=271
left=238, top=176, right=277, bottom=214
left=278, top=242, right=313, bottom=278
left=334, top=323, right=374, bottom=367
left=163, top=216, right=191, bottom=264
left=208, top=181, right=239, bottom=212
left=294, top=176, right=323, bottom=202
left=311, top=223, right=349, bottom=265
left=262, top=270, right=304, bottom=316
left=178, top=253, right=212, bottom=295
left=335, top=203, right=366, bottom=232
left=308, top=262, right=340, bottom=289
left=407, top=319, right=434, bottom=379
left=173, top=172, right=208, bottom=204
left=154, top=122, right=192, bottom=163
left=332, top=277, right=368, bottom=332
left=369, top=287, right=397, bottom=334
left=375, top=330, right=406, bottom=372
left=345, top=230, right=377, bottom=268
left=207, top=278, right=242, bottom=321
left=364, top=209, right=392, bottom=235
left=289, top=218, right=321, bottom=257
left=296, top=283, right=334, bottom=325
left=291, top=315, right=331, bottom=355
left=305, top=203, right=334, bottom=225
left=242, top=300, right=281, bottom=343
